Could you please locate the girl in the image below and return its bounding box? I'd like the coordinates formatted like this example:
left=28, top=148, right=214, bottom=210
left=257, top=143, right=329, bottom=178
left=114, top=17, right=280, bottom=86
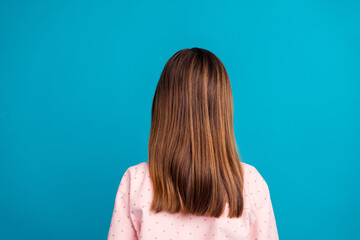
left=107, top=47, right=279, bottom=240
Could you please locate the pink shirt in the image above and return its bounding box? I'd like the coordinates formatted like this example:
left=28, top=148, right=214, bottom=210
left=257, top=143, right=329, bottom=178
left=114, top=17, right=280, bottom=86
left=107, top=161, right=279, bottom=240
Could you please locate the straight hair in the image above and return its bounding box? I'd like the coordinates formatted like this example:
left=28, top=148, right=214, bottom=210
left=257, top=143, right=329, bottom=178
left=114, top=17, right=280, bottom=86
left=148, top=47, right=245, bottom=218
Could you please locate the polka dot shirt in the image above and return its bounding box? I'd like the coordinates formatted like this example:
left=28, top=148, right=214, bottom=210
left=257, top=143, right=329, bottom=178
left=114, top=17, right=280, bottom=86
left=107, top=161, right=279, bottom=240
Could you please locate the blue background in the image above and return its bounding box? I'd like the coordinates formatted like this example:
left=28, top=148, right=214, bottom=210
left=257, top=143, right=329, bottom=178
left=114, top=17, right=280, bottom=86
left=1, top=0, right=359, bottom=239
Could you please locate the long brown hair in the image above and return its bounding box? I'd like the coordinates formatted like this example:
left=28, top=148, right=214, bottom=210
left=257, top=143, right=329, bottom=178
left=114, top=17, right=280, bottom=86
left=148, top=47, right=244, bottom=218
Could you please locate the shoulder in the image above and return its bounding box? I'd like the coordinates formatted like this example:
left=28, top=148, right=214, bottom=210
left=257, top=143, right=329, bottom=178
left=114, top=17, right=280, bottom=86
left=240, top=162, right=267, bottom=185
left=127, top=161, right=149, bottom=176
left=118, top=162, right=149, bottom=194
left=240, top=161, right=270, bottom=210
left=122, top=161, right=148, bottom=176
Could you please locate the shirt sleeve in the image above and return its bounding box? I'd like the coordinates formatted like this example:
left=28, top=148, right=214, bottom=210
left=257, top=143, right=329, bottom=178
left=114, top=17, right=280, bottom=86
left=249, top=165, right=279, bottom=240
left=107, top=168, right=138, bottom=240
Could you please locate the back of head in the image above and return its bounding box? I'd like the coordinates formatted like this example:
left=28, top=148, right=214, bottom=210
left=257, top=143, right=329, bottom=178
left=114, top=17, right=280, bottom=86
left=148, top=47, right=245, bottom=218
